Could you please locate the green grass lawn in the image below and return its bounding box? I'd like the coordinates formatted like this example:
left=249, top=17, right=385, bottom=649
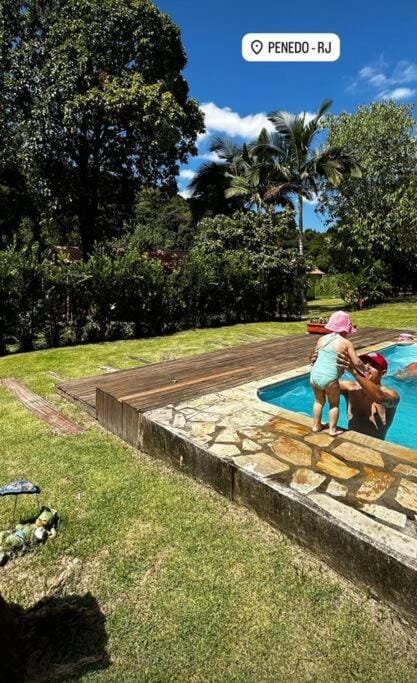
left=1, top=304, right=417, bottom=681
left=308, top=298, right=417, bottom=330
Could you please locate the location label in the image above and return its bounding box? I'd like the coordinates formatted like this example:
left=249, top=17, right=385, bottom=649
left=242, top=33, right=340, bottom=62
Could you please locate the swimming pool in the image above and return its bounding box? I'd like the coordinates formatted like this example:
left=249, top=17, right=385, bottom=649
left=258, top=344, right=417, bottom=450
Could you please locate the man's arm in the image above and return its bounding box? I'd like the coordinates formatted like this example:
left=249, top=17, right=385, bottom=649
left=339, top=379, right=358, bottom=395
left=350, top=367, right=399, bottom=405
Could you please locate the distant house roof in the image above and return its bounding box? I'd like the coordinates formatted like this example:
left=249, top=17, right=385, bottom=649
left=144, top=250, right=188, bottom=269
left=308, top=268, right=325, bottom=276
left=114, top=248, right=188, bottom=270
left=48, top=246, right=82, bottom=262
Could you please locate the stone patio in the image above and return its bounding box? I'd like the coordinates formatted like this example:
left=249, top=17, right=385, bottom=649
left=147, top=391, right=417, bottom=536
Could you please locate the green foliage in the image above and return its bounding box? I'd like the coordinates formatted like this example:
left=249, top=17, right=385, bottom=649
left=188, top=137, right=251, bottom=222
left=41, top=257, right=89, bottom=348
left=125, top=187, right=193, bottom=250
left=0, top=164, right=37, bottom=248
left=3, top=0, right=204, bottom=255
left=191, top=102, right=360, bottom=254
left=337, top=263, right=392, bottom=310
left=185, top=211, right=306, bottom=325
left=0, top=243, right=44, bottom=353
left=252, top=101, right=361, bottom=255
left=315, top=275, right=342, bottom=299
left=304, top=229, right=331, bottom=272
left=193, top=208, right=293, bottom=255
left=0, top=211, right=306, bottom=354
left=0, top=246, right=22, bottom=355
left=321, top=101, right=417, bottom=289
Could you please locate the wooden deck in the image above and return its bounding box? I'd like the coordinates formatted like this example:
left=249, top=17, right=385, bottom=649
left=57, top=327, right=399, bottom=416
left=2, top=378, right=83, bottom=435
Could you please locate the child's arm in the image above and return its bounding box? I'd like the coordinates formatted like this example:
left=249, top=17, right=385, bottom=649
left=345, top=340, right=366, bottom=372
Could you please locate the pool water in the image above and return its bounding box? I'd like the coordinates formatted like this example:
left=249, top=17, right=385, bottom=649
left=258, top=344, right=417, bottom=450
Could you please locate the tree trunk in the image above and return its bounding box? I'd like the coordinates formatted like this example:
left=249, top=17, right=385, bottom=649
left=77, top=131, right=98, bottom=260
left=297, top=191, right=307, bottom=314
left=78, top=196, right=98, bottom=260
left=297, top=192, right=304, bottom=256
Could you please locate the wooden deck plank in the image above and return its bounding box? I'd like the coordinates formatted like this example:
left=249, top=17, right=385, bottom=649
left=57, top=327, right=399, bottom=416
left=2, top=378, right=83, bottom=435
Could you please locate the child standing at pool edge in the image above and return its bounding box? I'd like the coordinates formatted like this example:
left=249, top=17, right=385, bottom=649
left=310, top=311, right=366, bottom=436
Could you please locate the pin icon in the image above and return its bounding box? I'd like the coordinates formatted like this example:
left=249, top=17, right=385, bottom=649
left=251, top=40, right=263, bottom=55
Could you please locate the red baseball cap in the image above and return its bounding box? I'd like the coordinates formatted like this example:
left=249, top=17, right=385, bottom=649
left=359, top=352, right=388, bottom=372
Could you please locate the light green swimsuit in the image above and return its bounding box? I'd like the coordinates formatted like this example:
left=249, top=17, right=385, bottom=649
left=310, top=333, right=340, bottom=390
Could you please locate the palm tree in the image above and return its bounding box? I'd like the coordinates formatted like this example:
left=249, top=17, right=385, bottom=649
left=188, top=137, right=247, bottom=221
left=224, top=129, right=294, bottom=211
left=189, top=131, right=294, bottom=215
left=253, top=99, right=362, bottom=255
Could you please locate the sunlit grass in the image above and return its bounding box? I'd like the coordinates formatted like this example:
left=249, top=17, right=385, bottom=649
left=1, top=307, right=417, bottom=680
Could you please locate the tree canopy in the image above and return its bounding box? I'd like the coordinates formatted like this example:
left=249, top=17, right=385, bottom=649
left=190, top=101, right=361, bottom=255
left=320, top=101, right=417, bottom=288
left=2, top=0, right=204, bottom=255
left=124, top=187, right=193, bottom=250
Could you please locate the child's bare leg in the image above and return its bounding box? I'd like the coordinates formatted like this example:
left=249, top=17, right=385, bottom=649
left=326, top=381, right=343, bottom=436
left=312, top=385, right=326, bottom=432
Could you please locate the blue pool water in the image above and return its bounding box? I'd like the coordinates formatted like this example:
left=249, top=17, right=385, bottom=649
left=258, top=344, right=417, bottom=450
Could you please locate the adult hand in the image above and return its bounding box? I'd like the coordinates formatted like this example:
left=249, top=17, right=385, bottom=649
left=310, top=350, right=318, bottom=365
left=336, top=350, right=353, bottom=373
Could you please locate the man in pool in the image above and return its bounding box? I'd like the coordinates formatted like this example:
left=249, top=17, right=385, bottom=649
left=337, top=351, right=400, bottom=440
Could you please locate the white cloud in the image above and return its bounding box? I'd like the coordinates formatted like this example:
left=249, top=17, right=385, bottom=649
left=178, top=188, right=192, bottom=199
left=379, top=87, right=416, bottom=101
left=200, top=102, right=274, bottom=139
left=200, top=102, right=316, bottom=139
left=197, top=151, right=223, bottom=162
left=304, top=192, right=322, bottom=206
left=197, top=131, right=209, bottom=143
left=391, top=61, right=417, bottom=84
left=349, top=59, right=417, bottom=100
left=179, top=169, right=196, bottom=180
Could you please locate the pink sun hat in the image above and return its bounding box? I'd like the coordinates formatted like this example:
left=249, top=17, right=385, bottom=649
left=325, top=311, right=357, bottom=334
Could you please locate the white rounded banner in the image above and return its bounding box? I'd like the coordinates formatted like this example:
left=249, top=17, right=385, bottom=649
left=242, top=33, right=340, bottom=62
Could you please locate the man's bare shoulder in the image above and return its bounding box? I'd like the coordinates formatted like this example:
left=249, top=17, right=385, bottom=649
left=381, top=385, right=400, bottom=405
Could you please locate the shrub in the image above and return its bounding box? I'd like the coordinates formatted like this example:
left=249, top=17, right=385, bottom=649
left=315, top=275, right=342, bottom=299
left=0, top=246, right=22, bottom=354
left=187, top=211, right=305, bottom=324
left=338, top=263, right=391, bottom=310
left=0, top=211, right=306, bottom=355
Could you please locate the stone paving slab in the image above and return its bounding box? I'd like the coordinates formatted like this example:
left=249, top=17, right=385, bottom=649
left=310, top=493, right=417, bottom=561
left=316, top=451, right=360, bottom=480
left=233, top=453, right=290, bottom=478
left=332, top=442, right=385, bottom=468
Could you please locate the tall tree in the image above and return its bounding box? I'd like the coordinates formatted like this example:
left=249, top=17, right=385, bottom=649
left=321, top=101, right=417, bottom=288
left=3, top=0, right=204, bottom=256
left=253, top=100, right=361, bottom=255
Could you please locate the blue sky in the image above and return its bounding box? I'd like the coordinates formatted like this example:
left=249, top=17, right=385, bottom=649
left=157, top=0, right=417, bottom=231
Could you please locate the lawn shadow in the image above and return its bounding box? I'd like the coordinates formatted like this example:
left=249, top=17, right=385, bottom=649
left=0, top=591, right=109, bottom=682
